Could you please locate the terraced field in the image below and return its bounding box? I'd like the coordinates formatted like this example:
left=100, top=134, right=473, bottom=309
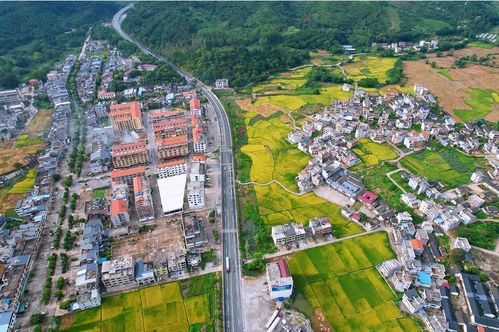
left=61, top=273, right=219, bottom=332
left=242, top=112, right=309, bottom=191
left=289, top=232, right=420, bottom=332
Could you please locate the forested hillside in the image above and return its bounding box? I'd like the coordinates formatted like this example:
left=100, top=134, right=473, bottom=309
left=122, top=1, right=498, bottom=87
left=0, top=2, right=119, bottom=88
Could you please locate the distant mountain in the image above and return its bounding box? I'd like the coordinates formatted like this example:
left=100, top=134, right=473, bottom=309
left=122, top=1, right=498, bottom=87
left=0, top=2, right=119, bottom=88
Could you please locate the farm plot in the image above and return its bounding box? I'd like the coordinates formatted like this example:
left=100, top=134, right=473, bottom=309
left=23, top=108, right=54, bottom=136
left=61, top=274, right=218, bottom=332
left=288, top=232, right=420, bottom=332
left=242, top=113, right=309, bottom=191
left=0, top=141, right=44, bottom=175
left=254, top=183, right=363, bottom=238
left=400, top=147, right=484, bottom=189
left=8, top=168, right=36, bottom=194
left=403, top=46, right=499, bottom=122
left=453, top=88, right=498, bottom=122
left=343, top=56, right=397, bottom=83
left=353, top=138, right=398, bottom=167
left=254, top=84, right=352, bottom=111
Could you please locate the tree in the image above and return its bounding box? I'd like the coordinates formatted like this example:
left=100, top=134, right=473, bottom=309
left=29, top=313, right=45, bottom=326
left=449, top=248, right=465, bottom=267
left=64, top=175, right=73, bottom=187
left=52, top=173, right=61, bottom=182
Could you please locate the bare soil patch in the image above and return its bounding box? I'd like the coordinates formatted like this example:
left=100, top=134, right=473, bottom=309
left=111, top=219, right=184, bottom=262
left=311, top=307, right=332, bottom=332
left=0, top=140, right=44, bottom=175
left=404, top=59, right=498, bottom=121
left=59, top=314, right=75, bottom=330
left=236, top=98, right=286, bottom=116
left=24, top=108, right=54, bottom=135
left=0, top=193, right=23, bottom=213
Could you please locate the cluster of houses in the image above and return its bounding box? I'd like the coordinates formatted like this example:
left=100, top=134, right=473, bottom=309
left=0, top=54, right=77, bottom=331
left=76, top=40, right=106, bottom=103
left=0, top=87, right=35, bottom=140
left=372, top=39, right=439, bottom=53
left=271, top=217, right=333, bottom=248
left=379, top=216, right=499, bottom=332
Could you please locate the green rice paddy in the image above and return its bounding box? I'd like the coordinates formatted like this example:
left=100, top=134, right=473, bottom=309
left=62, top=274, right=218, bottom=332
left=289, top=232, right=420, bottom=332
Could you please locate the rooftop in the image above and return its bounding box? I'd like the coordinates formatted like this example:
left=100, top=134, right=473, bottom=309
left=157, top=174, right=187, bottom=214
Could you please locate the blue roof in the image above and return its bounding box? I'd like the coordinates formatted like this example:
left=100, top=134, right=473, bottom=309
left=0, top=310, right=14, bottom=332
left=418, top=272, right=431, bottom=285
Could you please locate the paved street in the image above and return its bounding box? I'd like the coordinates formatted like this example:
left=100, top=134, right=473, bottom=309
left=113, top=5, right=244, bottom=331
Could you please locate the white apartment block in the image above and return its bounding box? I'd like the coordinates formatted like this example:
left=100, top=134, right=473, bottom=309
left=157, top=160, right=187, bottom=179
left=187, top=181, right=205, bottom=209
left=193, top=140, right=207, bottom=153
left=101, top=256, right=135, bottom=288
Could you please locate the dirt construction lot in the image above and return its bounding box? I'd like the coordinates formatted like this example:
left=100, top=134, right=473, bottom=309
left=404, top=46, right=499, bottom=122
left=111, top=219, right=184, bottom=262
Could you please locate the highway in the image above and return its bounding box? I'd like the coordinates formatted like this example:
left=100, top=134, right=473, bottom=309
left=112, top=5, right=244, bottom=332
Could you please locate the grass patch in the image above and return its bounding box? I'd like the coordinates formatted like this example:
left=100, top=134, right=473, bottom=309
left=453, top=88, right=498, bottom=122
left=8, top=168, right=36, bottom=194
left=92, top=186, right=109, bottom=200
left=438, top=68, right=454, bottom=81
left=16, top=134, right=45, bottom=148
left=352, top=138, right=398, bottom=167
left=289, top=232, right=419, bottom=332
left=467, top=41, right=495, bottom=49
left=400, top=146, right=484, bottom=188
left=457, top=222, right=498, bottom=251
left=62, top=273, right=220, bottom=332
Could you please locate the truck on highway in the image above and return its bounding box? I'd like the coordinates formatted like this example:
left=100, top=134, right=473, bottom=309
left=225, top=256, right=230, bottom=273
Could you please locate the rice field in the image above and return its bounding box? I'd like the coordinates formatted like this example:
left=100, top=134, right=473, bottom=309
left=343, top=56, right=398, bottom=83
left=241, top=113, right=309, bottom=191
left=400, top=147, right=484, bottom=188
left=289, top=232, right=420, bottom=332
left=61, top=274, right=218, bottom=332
left=353, top=138, right=398, bottom=167
left=254, top=183, right=363, bottom=238
left=254, top=85, right=352, bottom=110
left=8, top=168, right=36, bottom=194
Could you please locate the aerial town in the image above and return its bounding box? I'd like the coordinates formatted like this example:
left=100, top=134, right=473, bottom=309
left=0, top=2, right=498, bottom=332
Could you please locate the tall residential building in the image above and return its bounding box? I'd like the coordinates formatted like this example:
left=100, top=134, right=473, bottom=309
left=189, top=98, right=202, bottom=116
left=191, top=115, right=207, bottom=153
left=111, top=166, right=146, bottom=185
left=157, top=159, right=187, bottom=179
left=132, top=176, right=154, bottom=222
left=101, top=256, right=135, bottom=288
left=110, top=199, right=130, bottom=228
left=153, top=119, right=188, bottom=139
left=109, top=101, right=143, bottom=132
left=111, top=141, right=150, bottom=168
left=187, top=181, right=205, bottom=209
left=157, top=135, right=189, bottom=160
left=150, top=108, right=185, bottom=123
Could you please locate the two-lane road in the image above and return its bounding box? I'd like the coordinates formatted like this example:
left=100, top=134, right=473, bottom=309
left=112, top=5, right=243, bottom=331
